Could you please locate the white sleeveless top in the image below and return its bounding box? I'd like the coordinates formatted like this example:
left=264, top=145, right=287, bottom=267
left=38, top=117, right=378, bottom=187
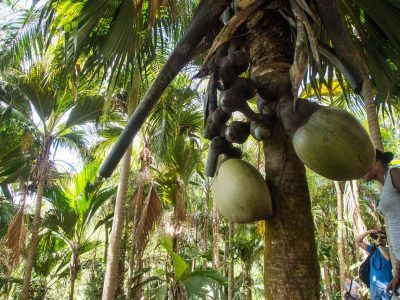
left=378, top=167, right=400, bottom=260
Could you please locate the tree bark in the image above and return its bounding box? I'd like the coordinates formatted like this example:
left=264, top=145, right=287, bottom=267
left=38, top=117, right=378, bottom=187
left=227, top=222, right=234, bottom=300
left=127, top=166, right=147, bottom=300
left=244, top=266, right=252, bottom=300
left=362, top=77, right=383, bottom=151
left=334, top=181, right=345, bottom=297
left=262, top=124, right=320, bottom=300
left=345, top=181, right=367, bottom=260
left=21, top=174, right=46, bottom=300
left=212, top=203, right=220, bottom=269
left=247, top=9, right=320, bottom=300
left=322, top=265, right=332, bottom=300
left=69, top=249, right=79, bottom=300
left=21, top=139, right=51, bottom=300
left=203, top=196, right=210, bottom=269
left=104, top=222, right=109, bottom=263
left=115, top=222, right=128, bottom=299
left=102, top=143, right=132, bottom=300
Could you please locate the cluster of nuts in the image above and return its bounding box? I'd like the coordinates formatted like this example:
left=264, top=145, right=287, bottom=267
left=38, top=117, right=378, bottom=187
left=203, top=44, right=273, bottom=177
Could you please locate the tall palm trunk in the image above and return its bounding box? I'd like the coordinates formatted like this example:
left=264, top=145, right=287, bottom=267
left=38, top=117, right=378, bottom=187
left=334, top=181, right=345, bottom=296
left=115, top=224, right=128, bottom=299
left=69, top=249, right=79, bottom=300
left=102, top=143, right=132, bottom=300
left=126, top=193, right=141, bottom=300
left=203, top=195, right=210, bottom=269
left=244, top=265, right=252, bottom=300
left=227, top=222, right=234, bottom=300
left=344, top=181, right=367, bottom=259
left=104, top=222, right=109, bottom=262
left=322, top=265, right=332, bottom=299
left=21, top=138, right=52, bottom=300
left=212, top=204, right=220, bottom=269
left=362, top=77, right=383, bottom=151
left=128, top=183, right=145, bottom=300
left=247, top=10, right=319, bottom=299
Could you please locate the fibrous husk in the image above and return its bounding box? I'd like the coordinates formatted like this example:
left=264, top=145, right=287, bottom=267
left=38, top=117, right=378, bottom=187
left=292, top=107, right=375, bottom=180
left=212, top=159, right=272, bottom=223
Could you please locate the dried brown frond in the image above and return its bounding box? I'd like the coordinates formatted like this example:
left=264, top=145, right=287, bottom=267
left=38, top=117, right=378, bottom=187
left=4, top=208, right=26, bottom=267
left=134, top=186, right=163, bottom=252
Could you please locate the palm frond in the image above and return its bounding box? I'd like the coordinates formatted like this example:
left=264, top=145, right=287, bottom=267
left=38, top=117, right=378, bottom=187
left=4, top=208, right=27, bottom=267
left=134, top=185, right=163, bottom=252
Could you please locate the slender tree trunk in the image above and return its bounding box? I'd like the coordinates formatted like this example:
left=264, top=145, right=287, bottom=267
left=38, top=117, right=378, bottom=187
left=345, top=181, right=367, bottom=259
left=125, top=233, right=136, bottom=300
left=115, top=222, right=128, bottom=299
left=104, top=222, right=110, bottom=263
left=247, top=10, right=319, bottom=299
left=322, top=265, right=332, bottom=300
left=244, top=266, right=252, bottom=300
left=128, top=169, right=146, bottom=300
left=21, top=139, right=51, bottom=300
left=362, top=77, right=383, bottom=151
left=334, top=181, right=345, bottom=298
left=69, top=249, right=79, bottom=300
left=227, top=222, right=234, bottom=300
left=212, top=204, right=220, bottom=269
left=21, top=175, right=45, bottom=300
left=203, top=197, right=209, bottom=269
left=102, top=143, right=132, bottom=300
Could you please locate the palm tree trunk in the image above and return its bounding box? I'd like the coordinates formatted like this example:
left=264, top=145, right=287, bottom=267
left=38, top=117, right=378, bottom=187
left=334, top=181, right=345, bottom=297
left=69, top=249, right=79, bottom=300
left=244, top=266, right=252, bottom=300
left=104, top=222, right=109, bottom=263
left=21, top=139, right=51, bottom=300
left=227, top=222, right=234, bottom=300
left=127, top=171, right=147, bottom=299
left=247, top=10, right=319, bottom=299
left=322, top=265, right=332, bottom=300
left=262, top=125, right=320, bottom=299
left=212, top=204, right=220, bottom=269
left=346, top=181, right=367, bottom=260
left=115, top=223, right=128, bottom=299
left=362, top=77, right=383, bottom=151
left=203, top=198, right=209, bottom=269
left=102, top=143, right=132, bottom=300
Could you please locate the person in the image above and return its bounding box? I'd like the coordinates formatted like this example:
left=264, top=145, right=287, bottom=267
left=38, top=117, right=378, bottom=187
left=343, top=277, right=362, bottom=300
left=364, top=149, right=400, bottom=296
left=356, top=229, right=392, bottom=299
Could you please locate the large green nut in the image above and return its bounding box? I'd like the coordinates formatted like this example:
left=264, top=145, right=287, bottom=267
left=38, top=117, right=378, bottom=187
left=212, top=159, right=272, bottom=223
left=292, top=107, right=375, bottom=180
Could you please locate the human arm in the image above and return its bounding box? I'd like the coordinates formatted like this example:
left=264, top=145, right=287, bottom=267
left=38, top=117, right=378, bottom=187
left=355, top=230, right=376, bottom=251
left=387, top=260, right=400, bottom=295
